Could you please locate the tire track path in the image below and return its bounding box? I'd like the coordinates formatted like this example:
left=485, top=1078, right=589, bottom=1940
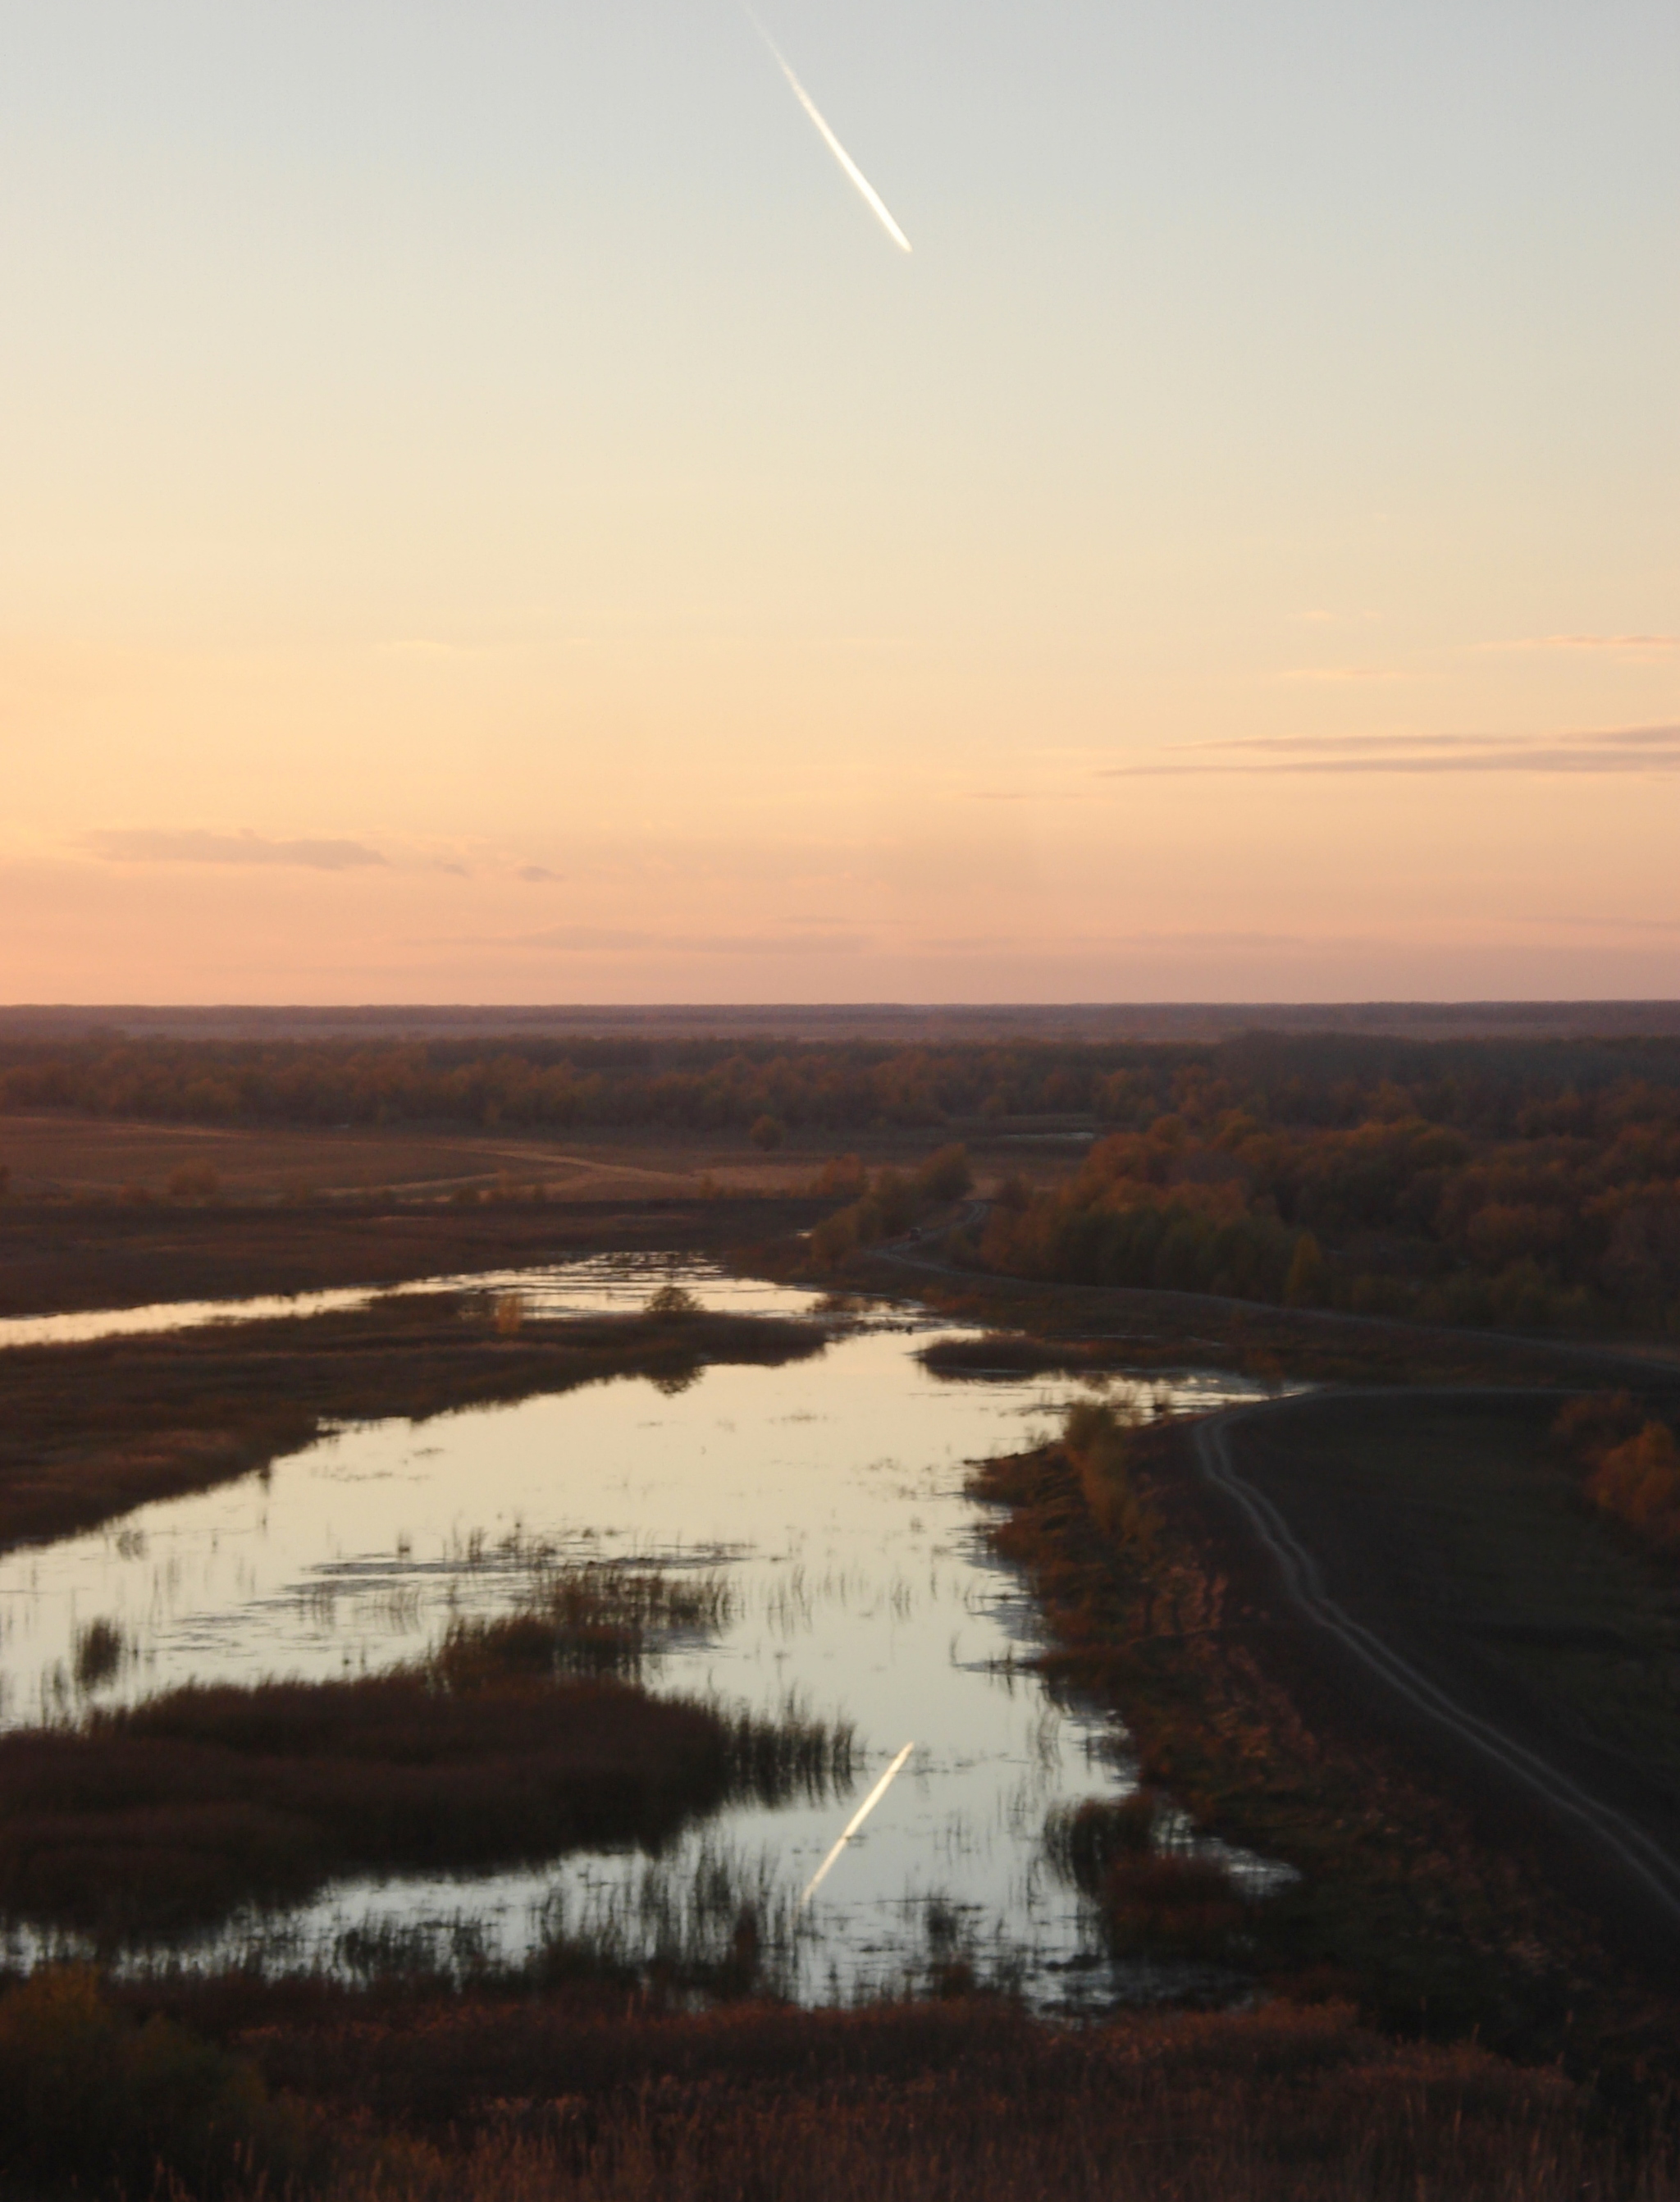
left=1196, top=1401, right=1680, bottom=1932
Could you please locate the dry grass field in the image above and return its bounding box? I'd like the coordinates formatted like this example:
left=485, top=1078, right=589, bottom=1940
left=0, top=1111, right=1077, bottom=1213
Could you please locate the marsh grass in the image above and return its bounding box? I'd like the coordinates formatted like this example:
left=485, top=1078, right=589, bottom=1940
left=531, top=1840, right=814, bottom=1999
left=72, top=1614, right=129, bottom=1692
left=0, top=1568, right=853, bottom=1942
left=1045, top=1790, right=1252, bottom=1961
left=433, top=1562, right=736, bottom=1684
left=103, top=1978, right=1680, bottom=2202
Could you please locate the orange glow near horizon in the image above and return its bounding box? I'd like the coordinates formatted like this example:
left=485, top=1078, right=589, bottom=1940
left=3, top=1, right=1677, bottom=1003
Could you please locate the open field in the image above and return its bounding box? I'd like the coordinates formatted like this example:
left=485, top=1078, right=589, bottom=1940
left=1202, top=1392, right=1680, bottom=1967
left=0, top=1112, right=834, bottom=1206
left=0, top=1112, right=1076, bottom=1211
left=0, top=1116, right=1072, bottom=1318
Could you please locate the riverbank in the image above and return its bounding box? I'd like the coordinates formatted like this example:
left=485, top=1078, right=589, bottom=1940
left=967, top=1399, right=1680, bottom=2095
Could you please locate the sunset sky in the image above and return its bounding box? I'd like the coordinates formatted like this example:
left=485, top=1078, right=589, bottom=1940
left=4, top=0, right=1678, bottom=1003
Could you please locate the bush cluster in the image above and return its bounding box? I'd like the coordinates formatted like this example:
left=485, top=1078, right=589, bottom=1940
left=808, top=1146, right=973, bottom=1264
left=979, top=1087, right=1680, bottom=1336
left=1554, top=1393, right=1680, bottom=1553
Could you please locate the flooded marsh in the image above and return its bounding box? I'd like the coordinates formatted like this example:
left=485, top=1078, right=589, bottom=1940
left=0, top=1259, right=1285, bottom=2006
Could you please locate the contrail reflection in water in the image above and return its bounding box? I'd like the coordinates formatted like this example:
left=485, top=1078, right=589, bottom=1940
left=798, top=1740, right=916, bottom=1909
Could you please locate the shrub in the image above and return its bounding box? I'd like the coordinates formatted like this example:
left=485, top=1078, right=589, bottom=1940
left=1586, top=1422, right=1680, bottom=1551
left=1062, top=1400, right=1152, bottom=1544
left=1284, top=1232, right=1328, bottom=1308
left=914, top=1144, right=973, bottom=1203
left=167, top=1162, right=220, bottom=1201
left=0, top=1967, right=290, bottom=2195
left=812, top=1154, right=866, bottom=1197
left=750, top=1114, right=785, bottom=1152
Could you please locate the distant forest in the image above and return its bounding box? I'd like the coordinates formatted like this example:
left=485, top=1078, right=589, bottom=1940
left=6, top=1029, right=1680, bottom=1336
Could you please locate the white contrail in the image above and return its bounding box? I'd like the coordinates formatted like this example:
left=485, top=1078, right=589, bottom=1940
left=740, top=6, right=912, bottom=254
left=797, top=1740, right=915, bottom=1909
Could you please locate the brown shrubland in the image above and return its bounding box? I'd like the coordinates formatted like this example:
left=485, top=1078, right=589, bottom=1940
left=3, top=1967, right=1670, bottom=2202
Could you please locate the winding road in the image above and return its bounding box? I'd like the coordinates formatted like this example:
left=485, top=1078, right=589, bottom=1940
left=1196, top=1400, right=1680, bottom=1937
left=880, top=1205, right=1680, bottom=1956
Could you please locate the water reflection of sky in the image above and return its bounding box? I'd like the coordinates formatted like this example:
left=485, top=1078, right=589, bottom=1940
left=0, top=1249, right=819, bottom=1351
left=0, top=1257, right=1290, bottom=2007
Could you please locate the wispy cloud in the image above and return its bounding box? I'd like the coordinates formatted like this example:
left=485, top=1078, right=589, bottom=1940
left=85, top=829, right=386, bottom=870
left=1104, top=723, right=1680, bottom=779
left=492, top=925, right=869, bottom=956
left=1276, top=665, right=1399, bottom=685
left=1490, top=633, right=1680, bottom=656
left=517, top=864, right=562, bottom=883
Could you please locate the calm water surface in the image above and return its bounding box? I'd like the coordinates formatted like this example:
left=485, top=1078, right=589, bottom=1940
left=0, top=1258, right=1287, bottom=2006
left=0, top=1249, right=802, bottom=1350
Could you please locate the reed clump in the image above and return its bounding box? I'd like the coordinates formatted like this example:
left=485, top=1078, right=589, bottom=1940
left=432, top=1563, right=735, bottom=1685
left=1062, top=1399, right=1156, bottom=1545
left=89, top=1976, right=1669, bottom=2202
left=72, top=1613, right=129, bottom=1691
left=1044, top=1789, right=1159, bottom=1889
left=0, top=1588, right=853, bottom=1939
left=1047, top=1790, right=1249, bottom=1961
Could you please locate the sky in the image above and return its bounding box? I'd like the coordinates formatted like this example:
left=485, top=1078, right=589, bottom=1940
left=2, top=0, right=1678, bottom=1005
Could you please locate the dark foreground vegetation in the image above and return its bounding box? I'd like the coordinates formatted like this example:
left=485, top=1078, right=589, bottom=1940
left=0, top=1295, right=827, bottom=1555
left=7, top=1963, right=1667, bottom=2202
left=0, top=1569, right=851, bottom=1941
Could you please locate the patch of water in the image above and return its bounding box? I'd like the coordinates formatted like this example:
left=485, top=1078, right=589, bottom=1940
left=0, top=1251, right=821, bottom=1350
left=0, top=1259, right=1291, bottom=2008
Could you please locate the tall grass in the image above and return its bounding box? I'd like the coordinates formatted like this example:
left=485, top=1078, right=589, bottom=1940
left=0, top=1567, right=852, bottom=1941
left=432, top=1562, right=735, bottom=1685
left=203, top=1990, right=1679, bottom=2202
left=7, top=1963, right=1671, bottom=2202
left=1061, top=1399, right=1156, bottom=1544
left=532, top=1840, right=814, bottom=1999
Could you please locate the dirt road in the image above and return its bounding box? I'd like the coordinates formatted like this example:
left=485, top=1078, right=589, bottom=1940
left=1195, top=1391, right=1680, bottom=1971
